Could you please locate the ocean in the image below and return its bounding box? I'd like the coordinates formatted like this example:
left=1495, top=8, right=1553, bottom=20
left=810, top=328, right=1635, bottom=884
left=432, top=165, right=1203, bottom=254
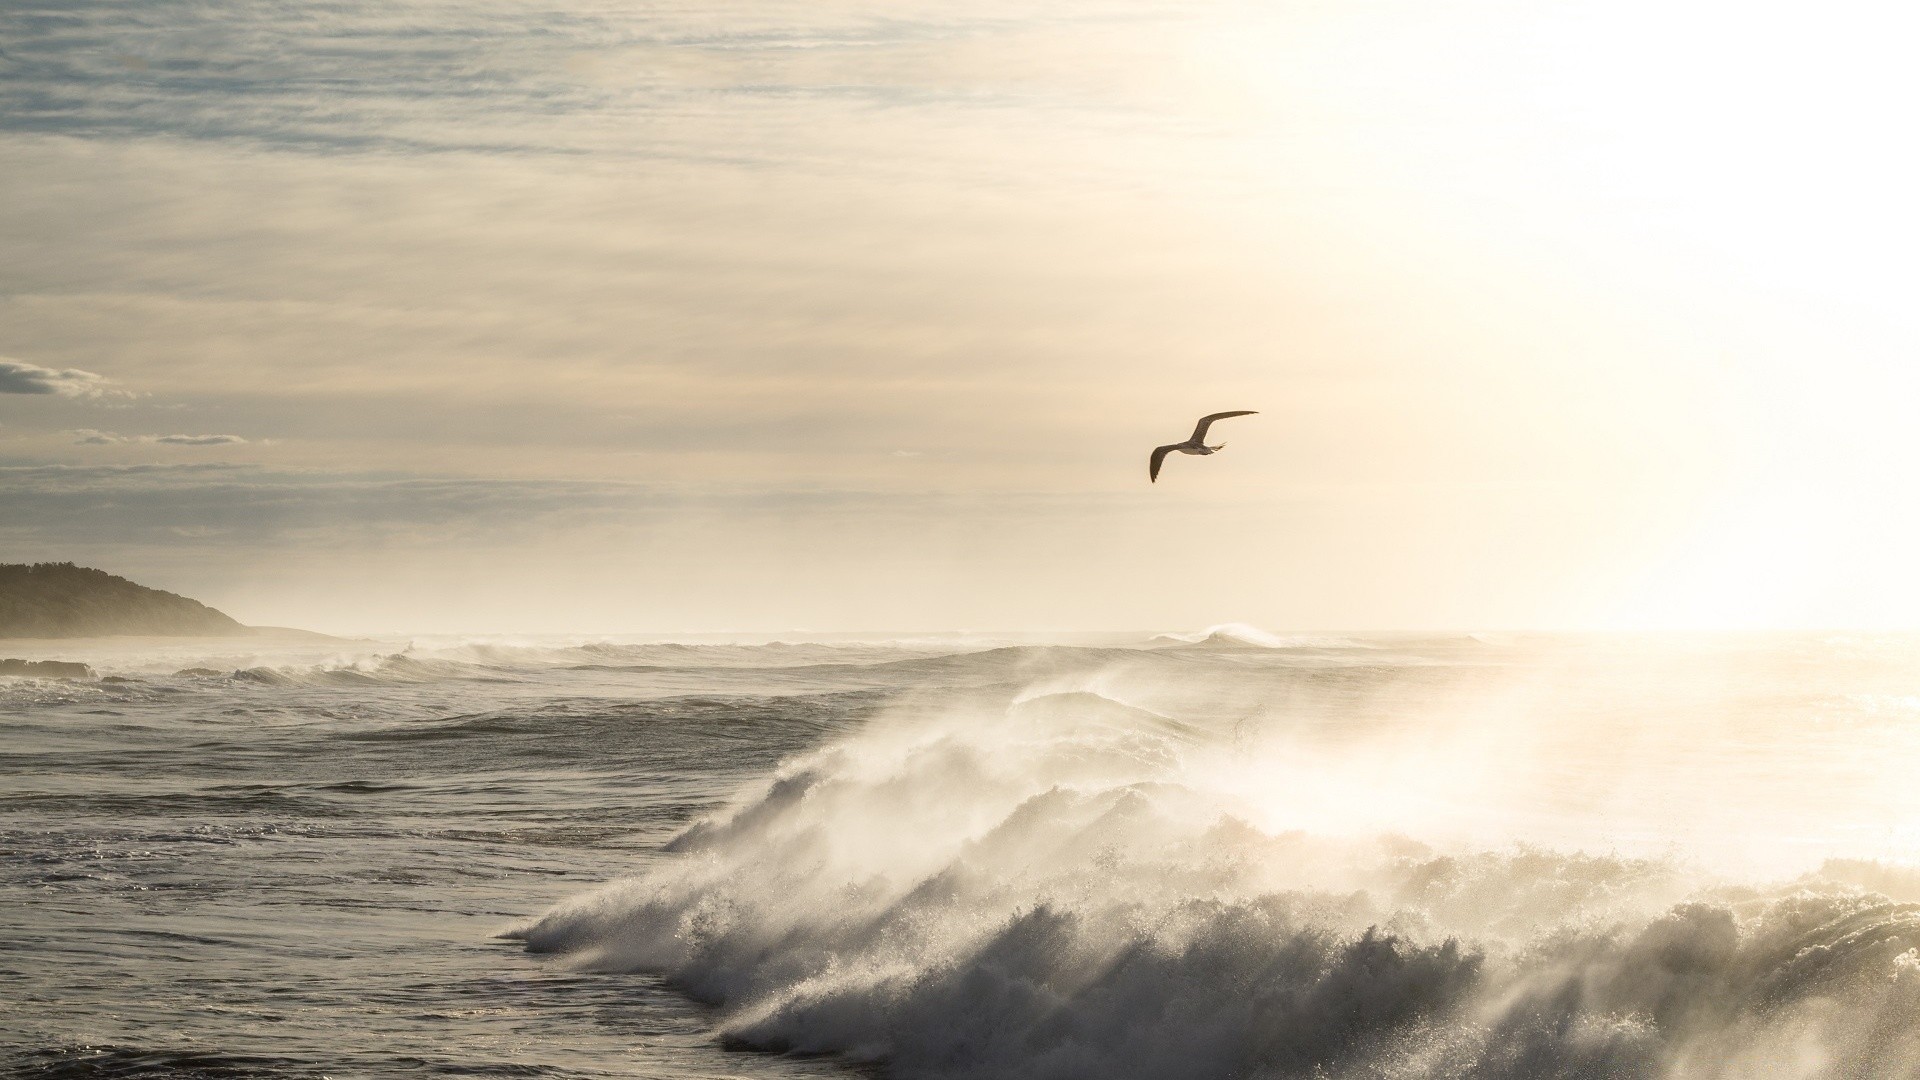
left=5, top=630, right=1920, bottom=1078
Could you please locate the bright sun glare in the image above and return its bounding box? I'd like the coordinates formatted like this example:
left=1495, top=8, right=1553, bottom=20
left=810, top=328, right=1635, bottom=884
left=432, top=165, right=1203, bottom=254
left=1189, top=0, right=1920, bottom=629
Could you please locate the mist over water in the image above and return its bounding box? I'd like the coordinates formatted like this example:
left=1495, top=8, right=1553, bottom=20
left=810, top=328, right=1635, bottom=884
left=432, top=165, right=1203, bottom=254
left=8, top=632, right=1920, bottom=1077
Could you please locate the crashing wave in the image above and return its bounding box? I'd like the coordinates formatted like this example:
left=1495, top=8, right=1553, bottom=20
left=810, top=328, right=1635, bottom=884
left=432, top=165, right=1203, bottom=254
left=512, top=686, right=1920, bottom=1078
left=205, top=652, right=513, bottom=687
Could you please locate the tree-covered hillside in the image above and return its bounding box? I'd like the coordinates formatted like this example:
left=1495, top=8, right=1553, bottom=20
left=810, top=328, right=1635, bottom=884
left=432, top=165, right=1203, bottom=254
left=0, top=563, right=246, bottom=638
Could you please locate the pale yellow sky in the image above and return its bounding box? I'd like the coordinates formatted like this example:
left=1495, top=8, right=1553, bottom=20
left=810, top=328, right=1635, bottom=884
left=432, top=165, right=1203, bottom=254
left=2, top=0, right=1916, bottom=633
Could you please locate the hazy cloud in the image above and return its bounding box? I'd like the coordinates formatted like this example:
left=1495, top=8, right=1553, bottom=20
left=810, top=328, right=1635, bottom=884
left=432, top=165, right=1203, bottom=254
left=0, top=0, right=1176, bottom=155
left=6, top=0, right=1918, bottom=631
left=153, top=433, right=248, bottom=445
left=66, top=430, right=248, bottom=445
left=0, top=461, right=1084, bottom=545
left=0, top=462, right=689, bottom=548
left=0, top=460, right=1142, bottom=633
left=0, top=358, right=121, bottom=398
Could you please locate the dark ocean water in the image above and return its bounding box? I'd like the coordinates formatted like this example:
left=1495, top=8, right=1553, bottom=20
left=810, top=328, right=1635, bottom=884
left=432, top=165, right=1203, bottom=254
left=7, top=630, right=1920, bottom=1079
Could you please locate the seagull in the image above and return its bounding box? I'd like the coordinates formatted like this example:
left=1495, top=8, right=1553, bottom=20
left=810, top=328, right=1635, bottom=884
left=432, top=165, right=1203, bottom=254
left=1150, top=411, right=1257, bottom=482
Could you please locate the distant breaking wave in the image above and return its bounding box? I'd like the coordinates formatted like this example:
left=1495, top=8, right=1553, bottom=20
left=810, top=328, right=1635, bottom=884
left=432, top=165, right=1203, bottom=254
left=180, top=653, right=520, bottom=687
left=174, top=643, right=1158, bottom=693
left=515, top=685, right=1920, bottom=1079
left=170, top=642, right=924, bottom=687
left=1150, top=622, right=1375, bottom=649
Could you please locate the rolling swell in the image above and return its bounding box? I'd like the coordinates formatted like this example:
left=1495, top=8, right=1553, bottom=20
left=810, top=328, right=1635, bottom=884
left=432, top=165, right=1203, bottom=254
left=0, top=1044, right=591, bottom=1079
left=339, top=690, right=889, bottom=777
left=517, top=686, right=1920, bottom=1079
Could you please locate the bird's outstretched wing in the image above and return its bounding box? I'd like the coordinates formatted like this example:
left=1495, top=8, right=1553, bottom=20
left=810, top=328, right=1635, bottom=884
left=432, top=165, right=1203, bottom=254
left=1149, top=444, right=1179, bottom=483
left=1190, top=410, right=1258, bottom=443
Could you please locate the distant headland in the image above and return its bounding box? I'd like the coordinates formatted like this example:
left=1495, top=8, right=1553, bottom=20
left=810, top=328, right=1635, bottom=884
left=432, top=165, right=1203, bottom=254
left=1, top=562, right=255, bottom=638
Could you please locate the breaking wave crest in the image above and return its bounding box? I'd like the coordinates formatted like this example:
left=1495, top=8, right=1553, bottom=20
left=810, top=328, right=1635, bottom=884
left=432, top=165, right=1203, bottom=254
left=1150, top=623, right=1377, bottom=649
left=515, top=687, right=1920, bottom=1079
left=193, top=641, right=1068, bottom=686
left=192, top=653, right=519, bottom=686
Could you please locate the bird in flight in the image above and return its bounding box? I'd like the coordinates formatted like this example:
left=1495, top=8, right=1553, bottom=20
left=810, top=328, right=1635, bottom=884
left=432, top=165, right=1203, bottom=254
left=1150, top=411, right=1258, bottom=482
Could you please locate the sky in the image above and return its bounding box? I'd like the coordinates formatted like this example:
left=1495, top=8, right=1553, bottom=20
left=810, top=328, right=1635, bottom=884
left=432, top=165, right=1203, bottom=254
left=2, top=0, right=1918, bottom=634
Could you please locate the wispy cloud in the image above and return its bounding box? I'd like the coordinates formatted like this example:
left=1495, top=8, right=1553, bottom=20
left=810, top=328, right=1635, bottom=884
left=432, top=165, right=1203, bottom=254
left=0, top=461, right=1074, bottom=545
left=153, top=433, right=247, bottom=445
left=67, top=429, right=248, bottom=445
left=0, top=358, right=123, bottom=398
left=0, top=0, right=1171, bottom=156
left=0, top=462, right=682, bottom=547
